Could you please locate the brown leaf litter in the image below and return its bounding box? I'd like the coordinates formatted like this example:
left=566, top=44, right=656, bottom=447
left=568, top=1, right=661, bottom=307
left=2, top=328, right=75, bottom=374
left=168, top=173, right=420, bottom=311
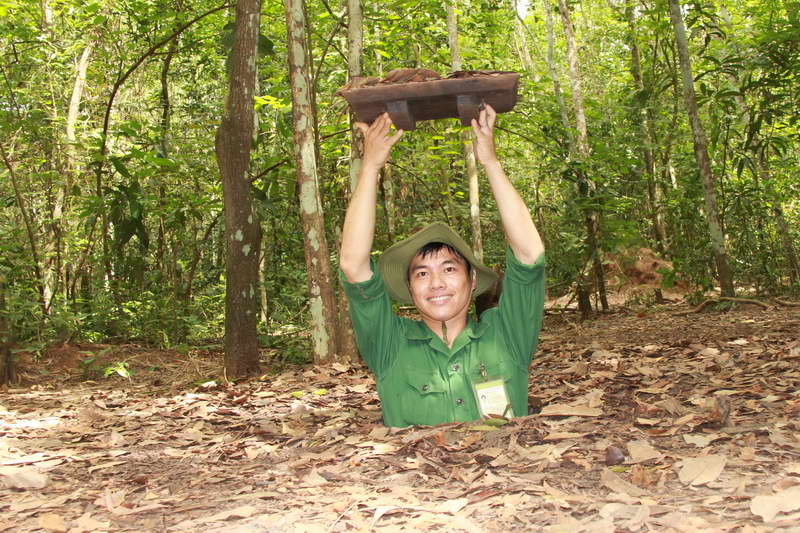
left=1, top=304, right=799, bottom=532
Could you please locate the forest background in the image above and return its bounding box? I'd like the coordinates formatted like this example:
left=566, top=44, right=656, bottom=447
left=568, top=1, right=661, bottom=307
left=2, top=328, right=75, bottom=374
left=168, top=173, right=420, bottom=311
left=1, top=0, right=798, bottom=379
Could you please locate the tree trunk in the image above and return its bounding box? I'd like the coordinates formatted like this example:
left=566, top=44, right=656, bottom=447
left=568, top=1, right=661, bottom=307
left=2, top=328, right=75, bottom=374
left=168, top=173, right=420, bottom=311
left=51, top=42, right=94, bottom=311
left=447, top=1, right=484, bottom=261
left=623, top=4, right=666, bottom=251
left=557, top=0, right=608, bottom=315
left=373, top=42, right=397, bottom=240
left=774, top=205, right=800, bottom=285
left=285, top=0, right=340, bottom=364
left=543, top=0, right=574, bottom=150
left=512, top=0, right=535, bottom=73
left=260, top=234, right=270, bottom=325
left=1, top=143, right=46, bottom=316
left=621, top=2, right=665, bottom=301
left=215, top=0, right=263, bottom=377
left=668, top=0, right=735, bottom=297
left=336, top=0, right=364, bottom=363
left=0, top=274, right=15, bottom=385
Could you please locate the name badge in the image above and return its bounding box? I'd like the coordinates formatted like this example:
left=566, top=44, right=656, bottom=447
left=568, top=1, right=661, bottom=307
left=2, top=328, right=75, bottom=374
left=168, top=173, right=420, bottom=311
left=473, top=378, right=513, bottom=418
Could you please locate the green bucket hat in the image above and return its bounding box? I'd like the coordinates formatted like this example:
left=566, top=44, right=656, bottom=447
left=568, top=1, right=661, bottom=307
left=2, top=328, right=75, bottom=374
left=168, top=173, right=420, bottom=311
left=377, top=222, right=499, bottom=304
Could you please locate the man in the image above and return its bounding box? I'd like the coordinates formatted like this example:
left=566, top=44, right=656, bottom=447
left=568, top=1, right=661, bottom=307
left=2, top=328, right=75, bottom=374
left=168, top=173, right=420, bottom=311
left=339, top=105, right=545, bottom=427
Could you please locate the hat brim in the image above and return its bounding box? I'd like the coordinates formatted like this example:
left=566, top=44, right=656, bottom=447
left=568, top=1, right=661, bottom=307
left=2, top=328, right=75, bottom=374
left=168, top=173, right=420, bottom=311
left=377, top=222, right=499, bottom=304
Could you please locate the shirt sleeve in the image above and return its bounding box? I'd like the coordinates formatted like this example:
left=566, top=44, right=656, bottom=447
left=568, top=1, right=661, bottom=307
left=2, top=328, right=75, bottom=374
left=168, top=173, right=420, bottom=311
left=491, top=248, right=545, bottom=370
left=339, top=258, right=401, bottom=377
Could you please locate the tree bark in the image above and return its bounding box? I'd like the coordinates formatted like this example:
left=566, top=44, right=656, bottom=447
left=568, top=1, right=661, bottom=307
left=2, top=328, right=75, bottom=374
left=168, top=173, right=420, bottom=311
left=447, top=1, right=483, bottom=261
left=337, top=0, right=363, bottom=363
left=774, top=204, right=800, bottom=285
left=512, top=0, right=535, bottom=73
left=0, top=274, right=14, bottom=385
left=1, top=143, right=46, bottom=316
left=542, top=0, right=573, bottom=150
left=668, top=0, right=735, bottom=297
left=373, top=39, right=397, bottom=240
left=285, top=0, right=340, bottom=364
left=557, top=0, right=608, bottom=315
left=622, top=4, right=667, bottom=252
left=215, top=0, right=263, bottom=377
left=48, top=42, right=94, bottom=312
left=620, top=2, right=665, bottom=301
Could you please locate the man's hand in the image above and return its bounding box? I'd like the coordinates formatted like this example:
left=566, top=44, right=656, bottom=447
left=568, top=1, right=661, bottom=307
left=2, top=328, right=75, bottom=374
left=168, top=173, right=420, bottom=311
left=470, top=104, right=499, bottom=167
left=356, top=113, right=404, bottom=171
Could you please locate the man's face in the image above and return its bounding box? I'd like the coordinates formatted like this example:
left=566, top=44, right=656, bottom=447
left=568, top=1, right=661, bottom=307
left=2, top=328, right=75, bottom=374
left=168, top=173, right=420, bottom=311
left=408, top=247, right=476, bottom=325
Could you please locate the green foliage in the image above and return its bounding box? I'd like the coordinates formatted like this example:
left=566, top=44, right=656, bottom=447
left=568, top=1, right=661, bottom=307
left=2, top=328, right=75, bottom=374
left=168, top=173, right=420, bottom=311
left=0, top=0, right=798, bottom=365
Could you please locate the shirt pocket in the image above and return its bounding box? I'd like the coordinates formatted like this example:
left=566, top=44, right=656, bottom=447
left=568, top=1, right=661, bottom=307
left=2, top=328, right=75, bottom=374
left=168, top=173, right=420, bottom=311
left=401, top=368, right=448, bottom=426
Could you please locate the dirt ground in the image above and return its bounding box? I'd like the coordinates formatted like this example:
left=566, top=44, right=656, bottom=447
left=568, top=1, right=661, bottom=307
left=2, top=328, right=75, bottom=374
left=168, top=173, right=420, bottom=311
left=1, top=301, right=799, bottom=532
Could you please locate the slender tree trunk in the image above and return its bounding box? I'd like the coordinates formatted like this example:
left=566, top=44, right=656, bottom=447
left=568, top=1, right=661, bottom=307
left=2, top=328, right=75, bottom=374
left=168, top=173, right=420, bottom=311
left=512, top=0, right=536, bottom=73
left=45, top=42, right=94, bottom=313
left=373, top=40, right=397, bottom=240
left=0, top=274, right=14, bottom=385
left=347, top=0, right=364, bottom=192
left=260, top=235, right=270, bottom=325
left=285, top=0, right=340, bottom=364
left=557, top=0, right=608, bottom=315
left=621, top=2, right=665, bottom=301
left=1, top=143, right=46, bottom=315
left=542, top=0, right=573, bottom=149
left=668, top=0, right=734, bottom=297
left=774, top=205, right=800, bottom=285
left=215, top=0, right=263, bottom=377
left=337, top=0, right=363, bottom=363
left=447, top=1, right=483, bottom=261
left=156, top=42, right=176, bottom=278
left=623, top=4, right=666, bottom=252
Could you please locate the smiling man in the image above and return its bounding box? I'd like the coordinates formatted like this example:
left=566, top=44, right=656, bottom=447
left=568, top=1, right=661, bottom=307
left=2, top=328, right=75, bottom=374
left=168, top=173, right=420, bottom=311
left=339, top=105, right=545, bottom=427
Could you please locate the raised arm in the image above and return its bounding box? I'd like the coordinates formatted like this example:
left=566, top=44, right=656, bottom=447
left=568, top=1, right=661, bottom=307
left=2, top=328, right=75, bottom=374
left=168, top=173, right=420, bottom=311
left=340, top=114, right=404, bottom=283
left=471, top=105, right=544, bottom=265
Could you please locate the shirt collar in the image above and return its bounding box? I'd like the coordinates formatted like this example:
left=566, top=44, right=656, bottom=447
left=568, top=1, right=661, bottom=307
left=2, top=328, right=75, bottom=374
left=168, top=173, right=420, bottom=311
left=403, top=316, right=490, bottom=341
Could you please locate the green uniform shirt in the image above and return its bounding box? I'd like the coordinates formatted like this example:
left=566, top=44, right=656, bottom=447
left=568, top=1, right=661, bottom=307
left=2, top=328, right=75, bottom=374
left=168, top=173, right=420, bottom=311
left=341, top=248, right=545, bottom=427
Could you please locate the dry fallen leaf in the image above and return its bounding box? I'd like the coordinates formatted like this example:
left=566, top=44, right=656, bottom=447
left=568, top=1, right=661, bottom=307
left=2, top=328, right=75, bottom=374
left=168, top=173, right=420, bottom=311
left=434, top=498, right=469, bottom=514
left=0, top=466, right=49, bottom=489
left=683, top=433, right=715, bottom=447
left=750, top=486, right=800, bottom=522
left=38, top=513, right=67, bottom=533
left=600, top=468, right=646, bottom=497
left=539, top=404, right=602, bottom=417
left=626, top=440, right=661, bottom=463
left=73, top=513, right=111, bottom=532
left=677, top=455, right=727, bottom=486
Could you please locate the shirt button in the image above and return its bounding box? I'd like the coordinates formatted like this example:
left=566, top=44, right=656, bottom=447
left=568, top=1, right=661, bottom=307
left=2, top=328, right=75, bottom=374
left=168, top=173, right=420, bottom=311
left=422, top=384, right=430, bottom=392
left=452, top=364, right=460, bottom=372
left=456, top=398, right=464, bottom=406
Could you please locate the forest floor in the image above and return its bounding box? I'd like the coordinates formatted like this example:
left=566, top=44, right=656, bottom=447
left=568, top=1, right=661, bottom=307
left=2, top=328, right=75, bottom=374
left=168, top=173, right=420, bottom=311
left=2, top=300, right=800, bottom=532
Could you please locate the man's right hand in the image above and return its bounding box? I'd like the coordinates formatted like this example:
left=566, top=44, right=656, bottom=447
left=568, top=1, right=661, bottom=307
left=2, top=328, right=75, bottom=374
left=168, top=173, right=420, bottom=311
left=356, top=113, right=404, bottom=171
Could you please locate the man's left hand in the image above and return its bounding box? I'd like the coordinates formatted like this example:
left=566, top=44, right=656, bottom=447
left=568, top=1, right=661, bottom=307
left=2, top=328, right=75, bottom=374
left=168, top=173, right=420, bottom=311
left=471, top=104, right=499, bottom=167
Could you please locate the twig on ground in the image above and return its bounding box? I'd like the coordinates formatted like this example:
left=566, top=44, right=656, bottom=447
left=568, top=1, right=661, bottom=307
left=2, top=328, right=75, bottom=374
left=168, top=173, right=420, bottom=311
left=675, top=296, right=771, bottom=315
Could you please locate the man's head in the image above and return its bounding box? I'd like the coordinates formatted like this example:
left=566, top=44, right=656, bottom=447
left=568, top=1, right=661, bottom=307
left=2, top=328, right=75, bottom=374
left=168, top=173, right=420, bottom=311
left=378, top=222, right=498, bottom=305
left=406, top=242, right=477, bottom=325
left=408, top=242, right=473, bottom=281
